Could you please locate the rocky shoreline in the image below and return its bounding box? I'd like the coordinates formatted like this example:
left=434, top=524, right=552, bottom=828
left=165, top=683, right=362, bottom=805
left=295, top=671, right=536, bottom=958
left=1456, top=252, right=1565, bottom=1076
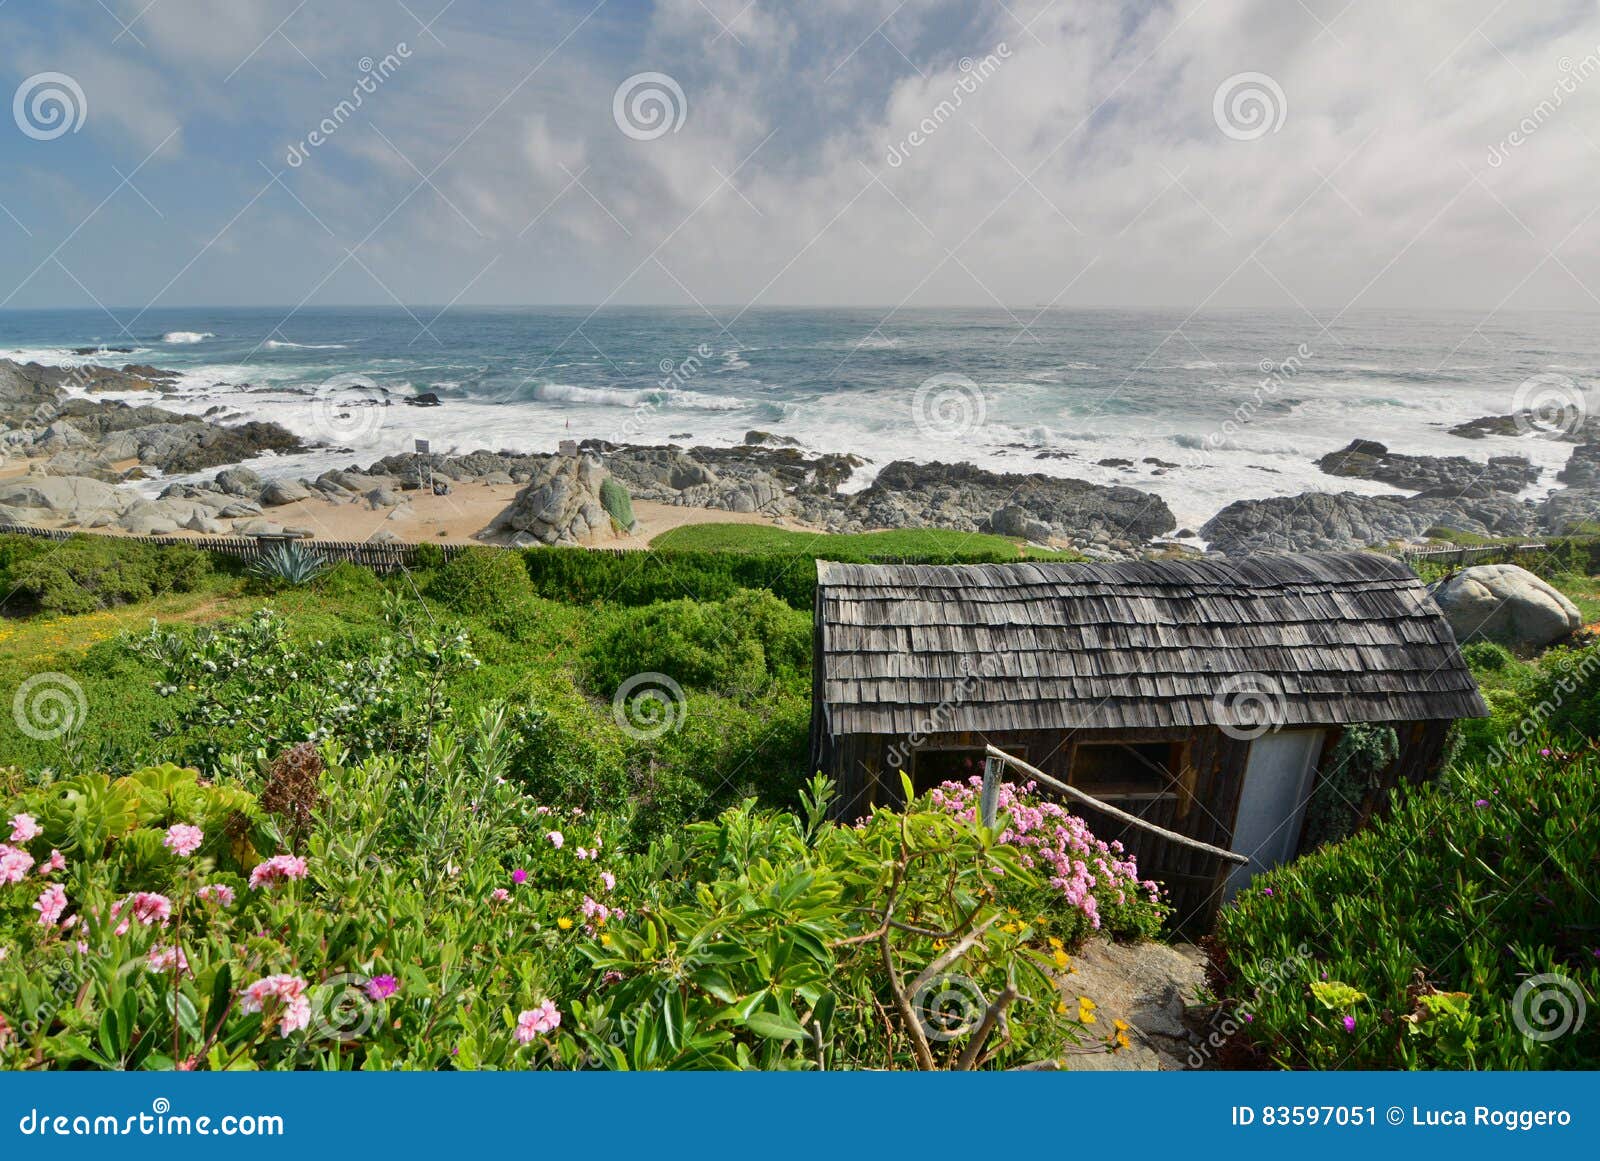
left=2, top=356, right=1597, bottom=559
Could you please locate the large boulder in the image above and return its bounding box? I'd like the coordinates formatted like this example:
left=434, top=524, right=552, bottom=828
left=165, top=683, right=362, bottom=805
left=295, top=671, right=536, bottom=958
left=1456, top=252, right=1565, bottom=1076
left=215, top=466, right=263, bottom=496
left=1431, top=564, right=1583, bottom=648
left=487, top=454, right=621, bottom=545
left=260, top=478, right=314, bottom=506
left=0, top=475, right=124, bottom=519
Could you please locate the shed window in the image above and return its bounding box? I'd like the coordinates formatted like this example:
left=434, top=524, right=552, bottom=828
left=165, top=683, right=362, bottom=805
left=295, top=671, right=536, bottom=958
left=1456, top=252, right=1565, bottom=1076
left=1069, top=742, right=1179, bottom=800
left=911, top=748, right=993, bottom=796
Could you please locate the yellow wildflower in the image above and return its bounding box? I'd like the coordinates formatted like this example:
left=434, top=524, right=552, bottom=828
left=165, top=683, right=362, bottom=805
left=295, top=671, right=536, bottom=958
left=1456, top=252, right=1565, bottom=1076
left=556, top=917, right=573, bottom=930
left=1052, top=950, right=1070, bottom=969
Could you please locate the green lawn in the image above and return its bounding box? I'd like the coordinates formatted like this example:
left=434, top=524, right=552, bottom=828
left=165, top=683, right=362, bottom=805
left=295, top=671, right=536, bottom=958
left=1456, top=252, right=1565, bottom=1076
left=648, top=522, right=1082, bottom=559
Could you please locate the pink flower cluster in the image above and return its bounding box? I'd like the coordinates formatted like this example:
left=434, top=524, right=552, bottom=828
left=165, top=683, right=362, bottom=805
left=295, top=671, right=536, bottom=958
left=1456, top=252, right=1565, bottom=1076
left=514, top=1000, right=561, bottom=1043
left=110, top=892, right=173, bottom=934
left=147, top=944, right=190, bottom=975
left=248, top=855, right=308, bottom=890
left=0, top=844, right=35, bottom=885
left=163, top=824, right=204, bottom=858
left=9, top=813, right=41, bottom=843
left=928, top=778, right=1161, bottom=929
left=34, top=884, right=68, bottom=926
left=198, top=883, right=235, bottom=907
left=239, top=975, right=311, bottom=1037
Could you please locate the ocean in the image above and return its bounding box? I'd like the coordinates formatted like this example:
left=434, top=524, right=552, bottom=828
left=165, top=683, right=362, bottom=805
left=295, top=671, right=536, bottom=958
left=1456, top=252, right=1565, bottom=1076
left=1, top=305, right=1594, bottom=531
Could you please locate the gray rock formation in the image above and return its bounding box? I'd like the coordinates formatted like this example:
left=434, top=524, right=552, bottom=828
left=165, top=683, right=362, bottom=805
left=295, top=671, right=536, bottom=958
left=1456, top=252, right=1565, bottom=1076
left=1316, top=439, right=1538, bottom=497
left=485, top=454, right=622, bottom=546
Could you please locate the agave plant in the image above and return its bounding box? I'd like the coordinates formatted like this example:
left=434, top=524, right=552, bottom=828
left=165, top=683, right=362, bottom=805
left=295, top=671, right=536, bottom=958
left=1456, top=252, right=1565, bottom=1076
left=248, top=540, right=330, bottom=585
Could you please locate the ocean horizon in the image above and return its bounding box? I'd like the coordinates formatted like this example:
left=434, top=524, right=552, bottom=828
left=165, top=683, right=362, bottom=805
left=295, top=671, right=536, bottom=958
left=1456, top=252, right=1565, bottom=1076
left=3, top=304, right=1595, bottom=530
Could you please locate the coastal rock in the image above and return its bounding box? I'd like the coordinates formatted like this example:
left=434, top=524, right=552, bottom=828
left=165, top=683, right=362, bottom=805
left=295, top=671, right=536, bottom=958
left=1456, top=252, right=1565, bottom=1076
left=215, top=466, right=263, bottom=496
left=260, top=478, right=314, bottom=506
left=1199, top=490, right=1541, bottom=555
left=845, top=461, right=1176, bottom=544
left=183, top=510, right=229, bottom=534
left=1431, top=564, right=1583, bottom=647
left=117, top=502, right=181, bottom=535
left=1316, top=439, right=1538, bottom=497
left=487, top=454, right=621, bottom=545
left=0, top=475, right=124, bottom=517
left=366, top=486, right=404, bottom=509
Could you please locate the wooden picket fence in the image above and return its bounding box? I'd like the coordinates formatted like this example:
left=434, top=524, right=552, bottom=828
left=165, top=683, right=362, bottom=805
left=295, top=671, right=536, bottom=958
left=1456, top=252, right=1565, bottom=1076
left=1400, top=542, right=1548, bottom=568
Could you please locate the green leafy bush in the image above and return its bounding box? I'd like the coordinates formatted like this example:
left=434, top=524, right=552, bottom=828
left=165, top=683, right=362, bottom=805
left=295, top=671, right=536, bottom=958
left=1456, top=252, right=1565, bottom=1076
left=425, top=548, right=534, bottom=617
left=585, top=589, right=810, bottom=695
left=1461, top=640, right=1514, bottom=673
left=4, top=537, right=213, bottom=616
left=1210, top=743, right=1600, bottom=1068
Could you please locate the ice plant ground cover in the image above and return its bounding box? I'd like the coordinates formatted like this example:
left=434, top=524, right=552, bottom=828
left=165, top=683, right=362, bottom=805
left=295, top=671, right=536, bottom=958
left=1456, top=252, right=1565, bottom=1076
left=1210, top=740, right=1600, bottom=1069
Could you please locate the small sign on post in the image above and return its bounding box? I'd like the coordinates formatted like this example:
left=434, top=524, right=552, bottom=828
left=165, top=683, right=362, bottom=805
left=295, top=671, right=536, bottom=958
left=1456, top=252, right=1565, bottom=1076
left=558, top=439, right=578, bottom=457
left=414, top=439, right=430, bottom=455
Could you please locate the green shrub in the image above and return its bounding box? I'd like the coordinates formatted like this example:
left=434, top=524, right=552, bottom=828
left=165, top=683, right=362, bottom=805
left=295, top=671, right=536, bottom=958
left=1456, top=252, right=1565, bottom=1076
left=410, top=541, right=447, bottom=570
left=585, top=589, right=810, bottom=695
left=4, top=537, right=212, bottom=616
left=1461, top=640, right=1514, bottom=673
left=425, top=548, right=534, bottom=616
left=598, top=478, right=635, bottom=531
left=1211, top=743, right=1600, bottom=1068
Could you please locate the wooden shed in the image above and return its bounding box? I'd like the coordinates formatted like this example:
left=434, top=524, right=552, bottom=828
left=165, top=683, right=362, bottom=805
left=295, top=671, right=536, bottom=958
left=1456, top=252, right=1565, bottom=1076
left=810, top=552, right=1487, bottom=927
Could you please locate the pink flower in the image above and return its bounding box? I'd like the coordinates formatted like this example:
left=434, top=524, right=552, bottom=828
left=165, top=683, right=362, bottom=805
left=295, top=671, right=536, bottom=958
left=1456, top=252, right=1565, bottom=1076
left=514, top=999, right=562, bottom=1042
left=127, top=892, right=172, bottom=927
left=248, top=854, right=308, bottom=890
left=41, top=849, right=66, bottom=874
left=163, top=824, right=204, bottom=858
left=147, top=944, right=190, bottom=975
left=34, top=884, right=68, bottom=927
left=365, top=975, right=398, bottom=1001
left=239, top=974, right=311, bottom=1037
left=600, top=870, right=616, bottom=892
left=490, top=887, right=510, bottom=903
left=575, top=846, right=595, bottom=861
left=8, top=814, right=41, bottom=843
left=545, top=831, right=564, bottom=850
left=0, top=844, right=35, bottom=885
left=1342, top=1014, right=1356, bottom=1033
left=197, top=883, right=235, bottom=907
left=511, top=868, right=528, bottom=886
left=1539, top=748, right=1552, bottom=757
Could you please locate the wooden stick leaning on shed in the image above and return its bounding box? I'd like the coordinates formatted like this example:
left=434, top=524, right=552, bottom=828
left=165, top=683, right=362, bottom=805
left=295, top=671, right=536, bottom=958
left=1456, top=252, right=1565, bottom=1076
left=982, top=745, right=1250, bottom=866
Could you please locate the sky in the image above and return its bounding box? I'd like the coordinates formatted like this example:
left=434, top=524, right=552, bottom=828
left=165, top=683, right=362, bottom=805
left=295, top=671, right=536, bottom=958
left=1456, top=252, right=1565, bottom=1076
left=1, top=0, right=1599, bottom=314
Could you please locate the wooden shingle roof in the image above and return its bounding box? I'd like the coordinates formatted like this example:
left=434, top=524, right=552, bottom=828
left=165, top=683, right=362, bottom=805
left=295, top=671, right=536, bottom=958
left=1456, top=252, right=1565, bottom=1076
left=815, top=552, right=1487, bottom=736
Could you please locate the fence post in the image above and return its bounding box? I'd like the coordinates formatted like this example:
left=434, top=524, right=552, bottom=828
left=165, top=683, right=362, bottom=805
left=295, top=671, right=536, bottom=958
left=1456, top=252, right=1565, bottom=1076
left=980, top=755, right=1002, bottom=828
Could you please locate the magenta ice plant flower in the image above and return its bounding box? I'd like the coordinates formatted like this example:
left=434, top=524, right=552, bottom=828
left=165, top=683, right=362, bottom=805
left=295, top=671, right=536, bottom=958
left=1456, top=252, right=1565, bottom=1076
left=248, top=854, right=308, bottom=890
left=34, top=884, right=67, bottom=927
left=514, top=1000, right=561, bottom=1043
left=366, top=975, right=398, bottom=1001
left=163, top=824, right=204, bottom=858
left=1342, top=1015, right=1356, bottom=1033
left=511, top=868, right=528, bottom=885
